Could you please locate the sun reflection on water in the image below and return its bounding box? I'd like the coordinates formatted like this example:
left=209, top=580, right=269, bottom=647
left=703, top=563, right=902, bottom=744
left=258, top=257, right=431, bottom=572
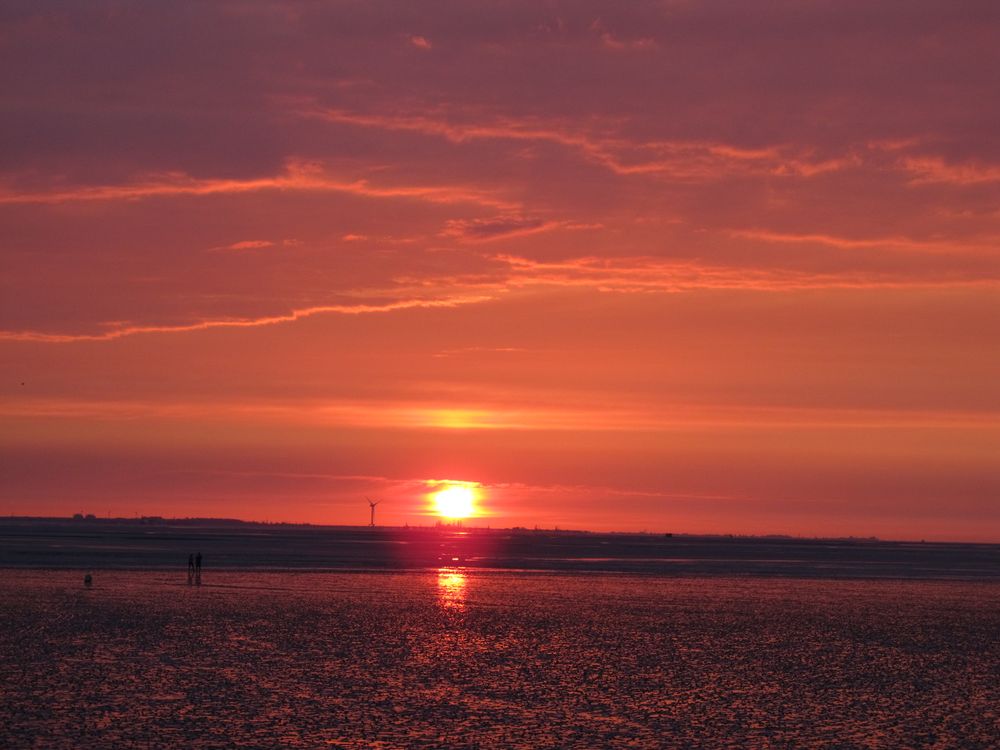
left=436, top=568, right=467, bottom=611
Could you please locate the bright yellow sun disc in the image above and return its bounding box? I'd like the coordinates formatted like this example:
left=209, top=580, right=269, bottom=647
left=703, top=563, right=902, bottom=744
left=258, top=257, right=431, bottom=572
left=433, top=486, right=476, bottom=519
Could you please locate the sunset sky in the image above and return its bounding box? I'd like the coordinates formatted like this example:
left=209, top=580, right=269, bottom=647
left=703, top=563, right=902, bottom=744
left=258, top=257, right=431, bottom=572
left=2, top=1, right=999, bottom=540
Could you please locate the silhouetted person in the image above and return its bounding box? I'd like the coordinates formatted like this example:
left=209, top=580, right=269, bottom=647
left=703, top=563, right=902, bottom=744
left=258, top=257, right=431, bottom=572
left=83, top=573, right=92, bottom=587
left=195, top=551, right=202, bottom=584
left=187, top=553, right=195, bottom=584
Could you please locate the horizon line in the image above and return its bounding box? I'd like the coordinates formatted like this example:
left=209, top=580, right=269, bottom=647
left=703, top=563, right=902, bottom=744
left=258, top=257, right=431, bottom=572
left=5, top=513, right=998, bottom=546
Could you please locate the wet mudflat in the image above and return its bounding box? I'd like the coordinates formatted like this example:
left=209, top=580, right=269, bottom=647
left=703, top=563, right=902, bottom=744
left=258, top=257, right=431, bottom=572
left=1, top=571, right=998, bottom=749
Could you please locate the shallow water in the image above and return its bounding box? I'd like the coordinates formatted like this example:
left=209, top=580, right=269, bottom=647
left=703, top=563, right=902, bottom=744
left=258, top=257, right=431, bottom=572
left=1, top=571, right=998, bottom=748
left=4, top=522, right=997, bottom=580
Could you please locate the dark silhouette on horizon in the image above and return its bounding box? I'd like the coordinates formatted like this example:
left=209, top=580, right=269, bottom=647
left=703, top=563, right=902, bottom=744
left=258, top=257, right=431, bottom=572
left=0, top=519, right=993, bottom=579
left=366, top=497, right=380, bottom=527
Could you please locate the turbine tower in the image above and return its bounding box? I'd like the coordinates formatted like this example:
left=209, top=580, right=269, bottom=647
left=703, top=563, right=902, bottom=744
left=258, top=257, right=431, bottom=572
left=366, top=497, right=381, bottom=527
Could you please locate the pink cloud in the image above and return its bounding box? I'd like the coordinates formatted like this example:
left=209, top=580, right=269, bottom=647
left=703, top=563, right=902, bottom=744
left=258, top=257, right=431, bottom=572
left=211, top=240, right=276, bottom=251
left=303, top=106, right=864, bottom=180
left=900, top=156, right=1000, bottom=185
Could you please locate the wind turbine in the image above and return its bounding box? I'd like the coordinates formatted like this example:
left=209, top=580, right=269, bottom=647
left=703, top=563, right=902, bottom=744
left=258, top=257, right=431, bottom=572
left=366, top=497, right=381, bottom=527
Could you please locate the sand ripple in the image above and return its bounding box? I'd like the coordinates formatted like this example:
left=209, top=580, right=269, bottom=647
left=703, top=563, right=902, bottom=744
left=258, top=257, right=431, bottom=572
left=1, top=571, right=998, bottom=748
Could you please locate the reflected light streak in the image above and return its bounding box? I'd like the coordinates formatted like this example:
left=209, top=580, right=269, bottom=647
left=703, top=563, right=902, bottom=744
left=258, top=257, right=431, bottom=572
left=437, top=568, right=467, bottom=611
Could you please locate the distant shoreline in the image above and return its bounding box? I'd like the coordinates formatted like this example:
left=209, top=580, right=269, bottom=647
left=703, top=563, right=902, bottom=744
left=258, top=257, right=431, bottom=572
left=4, top=568, right=1000, bottom=585
left=2, top=520, right=997, bottom=581
left=4, top=514, right=994, bottom=546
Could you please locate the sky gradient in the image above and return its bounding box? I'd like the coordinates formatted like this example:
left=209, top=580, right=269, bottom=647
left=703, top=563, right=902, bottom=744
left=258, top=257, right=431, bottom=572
left=2, top=1, right=999, bottom=540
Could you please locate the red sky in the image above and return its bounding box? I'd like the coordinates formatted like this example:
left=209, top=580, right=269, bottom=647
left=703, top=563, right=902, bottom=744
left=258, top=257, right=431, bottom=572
left=2, top=1, right=999, bottom=540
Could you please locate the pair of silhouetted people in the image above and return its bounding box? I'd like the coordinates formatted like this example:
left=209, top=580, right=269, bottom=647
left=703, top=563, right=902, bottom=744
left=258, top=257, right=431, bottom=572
left=187, top=551, right=203, bottom=585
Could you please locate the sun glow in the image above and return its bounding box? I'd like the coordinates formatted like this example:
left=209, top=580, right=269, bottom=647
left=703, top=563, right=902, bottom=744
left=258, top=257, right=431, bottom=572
left=432, top=485, right=478, bottom=519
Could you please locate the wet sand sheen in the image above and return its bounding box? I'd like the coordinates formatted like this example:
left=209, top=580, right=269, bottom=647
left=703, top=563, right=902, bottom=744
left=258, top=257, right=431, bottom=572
left=1, top=571, right=998, bottom=748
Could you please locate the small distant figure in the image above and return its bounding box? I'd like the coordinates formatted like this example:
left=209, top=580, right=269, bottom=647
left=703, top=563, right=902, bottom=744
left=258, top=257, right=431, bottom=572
left=195, top=551, right=202, bottom=585
left=187, top=553, right=195, bottom=584
left=83, top=573, right=92, bottom=587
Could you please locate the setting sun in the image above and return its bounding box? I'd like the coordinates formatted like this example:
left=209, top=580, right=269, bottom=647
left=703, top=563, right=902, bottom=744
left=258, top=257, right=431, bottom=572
left=432, top=485, right=477, bottom=519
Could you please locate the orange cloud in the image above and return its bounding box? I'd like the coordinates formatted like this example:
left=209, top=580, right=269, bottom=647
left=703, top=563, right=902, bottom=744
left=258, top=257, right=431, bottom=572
left=0, top=294, right=494, bottom=343
left=0, top=160, right=517, bottom=209
left=5, top=244, right=995, bottom=345
left=302, top=107, right=857, bottom=180
left=493, top=254, right=1000, bottom=293
left=439, top=215, right=600, bottom=242
left=730, top=229, right=996, bottom=255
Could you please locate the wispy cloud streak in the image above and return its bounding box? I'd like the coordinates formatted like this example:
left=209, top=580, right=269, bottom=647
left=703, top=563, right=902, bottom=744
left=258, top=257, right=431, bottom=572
left=731, top=229, right=999, bottom=255
left=0, top=294, right=493, bottom=343
left=0, top=161, right=516, bottom=209
left=5, top=396, right=997, bottom=431
left=494, top=255, right=1000, bottom=293
left=7, top=251, right=997, bottom=344
left=304, top=107, right=860, bottom=180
